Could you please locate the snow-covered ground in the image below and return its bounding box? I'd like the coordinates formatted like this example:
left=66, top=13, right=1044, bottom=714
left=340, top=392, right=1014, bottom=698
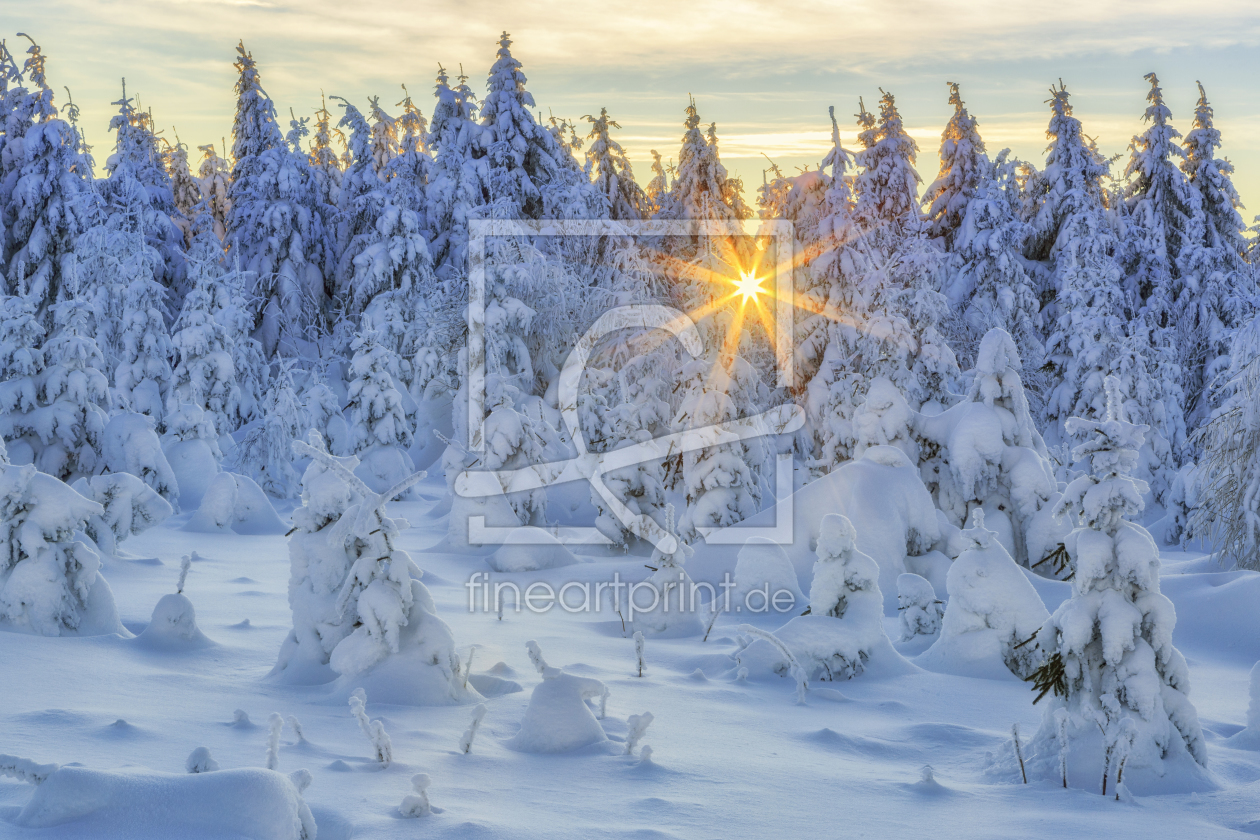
left=2, top=472, right=1259, bottom=839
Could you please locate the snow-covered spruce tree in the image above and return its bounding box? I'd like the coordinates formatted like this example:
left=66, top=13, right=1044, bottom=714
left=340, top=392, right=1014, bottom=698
left=924, top=82, right=987, bottom=247
left=332, top=97, right=390, bottom=317
left=917, top=329, right=1065, bottom=569
left=386, top=85, right=432, bottom=233
left=165, top=135, right=203, bottom=230
left=113, top=244, right=175, bottom=425
left=301, top=368, right=349, bottom=457
left=644, top=149, right=668, bottom=217
left=853, top=90, right=922, bottom=232
left=1178, top=82, right=1256, bottom=424
left=1024, top=82, right=1112, bottom=267
left=846, top=93, right=958, bottom=413
left=335, top=98, right=435, bottom=323
left=945, top=150, right=1043, bottom=380
left=99, top=85, right=188, bottom=310
left=1121, top=74, right=1200, bottom=317
left=0, top=294, right=47, bottom=466
left=345, top=329, right=416, bottom=494
left=584, top=107, right=647, bottom=221
left=653, top=98, right=751, bottom=324
left=169, top=252, right=240, bottom=439
left=797, top=106, right=870, bottom=473
left=4, top=300, right=111, bottom=483
left=0, top=459, right=121, bottom=636
left=286, top=437, right=477, bottom=703
left=738, top=513, right=890, bottom=681
left=1191, top=317, right=1260, bottom=570
left=196, top=143, right=232, bottom=242
left=478, top=34, right=600, bottom=222
left=233, top=361, right=304, bottom=499
left=272, top=432, right=361, bottom=680
left=1042, top=199, right=1128, bottom=448
left=225, top=42, right=325, bottom=357
left=425, top=64, right=485, bottom=286
left=1025, top=376, right=1207, bottom=789
left=0, top=40, right=93, bottom=321
left=675, top=384, right=760, bottom=543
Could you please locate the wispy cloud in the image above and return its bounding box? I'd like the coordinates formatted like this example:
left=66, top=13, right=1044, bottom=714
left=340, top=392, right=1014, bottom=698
left=4, top=0, right=1259, bottom=206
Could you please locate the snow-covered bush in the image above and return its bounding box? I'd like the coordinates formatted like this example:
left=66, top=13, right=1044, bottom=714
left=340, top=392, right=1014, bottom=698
left=0, top=463, right=123, bottom=636
left=918, top=509, right=1048, bottom=679
left=101, top=412, right=180, bottom=509
left=71, top=472, right=173, bottom=557
left=1023, top=377, right=1207, bottom=792
left=508, top=645, right=610, bottom=753
left=136, top=590, right=210, bottom=648
left=737, top=515, right=900, bottom=683
left=399, top=773, right=431, bottom=817
left=185, top=747, right=219, bottom=773
left=896, top=573, right=943, bottom=641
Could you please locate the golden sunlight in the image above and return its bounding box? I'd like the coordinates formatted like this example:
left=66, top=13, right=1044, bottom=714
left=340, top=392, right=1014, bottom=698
left=732, top=270, right=766, bottom=305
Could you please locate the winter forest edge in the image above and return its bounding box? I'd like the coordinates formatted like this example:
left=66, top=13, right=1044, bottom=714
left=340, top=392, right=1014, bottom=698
left=0, top=27, right=1259, bottom=839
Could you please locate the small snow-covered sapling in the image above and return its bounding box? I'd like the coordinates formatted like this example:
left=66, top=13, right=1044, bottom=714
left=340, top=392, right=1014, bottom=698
left=462, top=648, right=475, bottom=689
left=186, top=746, right=219, bottom=773
left=460, top=704, right=487, bottom=754
left=739, top=625, right=808, bottom=704
left=399, top=773, right=431, bottom=817
left=702, top=600, right=721, bottom=642
left=266, top=712, right=283, bottom=770
left=1054, top=708, right=1070, bottom=789
left=232, top=709, right=251, bottom=726
left=349, top=688, right=392, bottom=766
left=526, top=640, right=559, bottom=679
left=625, top=712, right=653, bottom=756
left=599, top=686, right=609, bottom=720
left=177, top=554, right=192, bottom=594
left=1011, top=724, right=1027, bottom=784
left=633, top=631, right=645, bottom=677
left=287, top=715, right=306, bottom=743
left=639, top=745, right=653, bottom=764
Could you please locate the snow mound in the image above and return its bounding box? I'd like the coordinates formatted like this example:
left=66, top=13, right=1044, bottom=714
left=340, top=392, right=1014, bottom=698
left=135, top=593, right=212, bottom=649
left=917, top=513, right=1048, bottom=680
left=163, top=437, right=220, bottom=511
left=4, top=764, right=316, bottom=838
left=731, top=537, right=804, bottom=614
left=487, top=528, right=579, bottom=572
left=183, top=472, right=287, bottom=535
left=507, top=670, right=610, bottom=754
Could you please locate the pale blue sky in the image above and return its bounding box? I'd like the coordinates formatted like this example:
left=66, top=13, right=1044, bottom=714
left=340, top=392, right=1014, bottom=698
left=6, top=0, right=1260, bottom=213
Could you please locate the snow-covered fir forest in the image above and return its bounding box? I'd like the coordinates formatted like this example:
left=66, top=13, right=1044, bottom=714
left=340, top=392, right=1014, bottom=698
left=1, top=29, right=1260, bottom=840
